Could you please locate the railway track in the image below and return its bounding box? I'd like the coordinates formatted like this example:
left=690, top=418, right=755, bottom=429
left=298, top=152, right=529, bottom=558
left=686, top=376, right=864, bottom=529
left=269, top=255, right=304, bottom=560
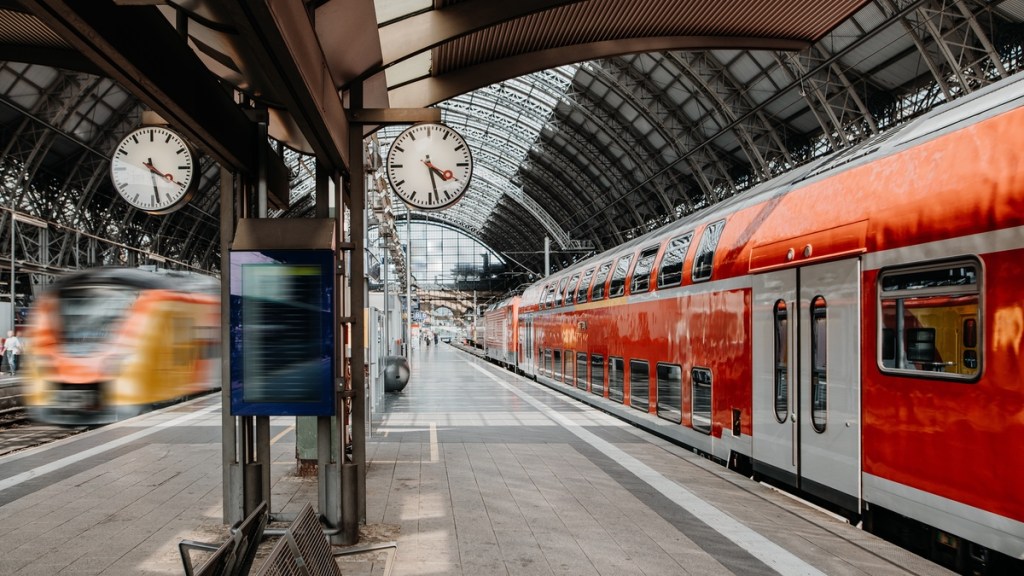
left=0, top=380, right=91, bottom=457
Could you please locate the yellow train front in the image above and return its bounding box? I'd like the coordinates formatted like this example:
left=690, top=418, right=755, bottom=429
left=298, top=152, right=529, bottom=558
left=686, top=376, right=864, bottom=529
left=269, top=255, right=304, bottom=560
left=23, top=267, right=220, bottom=425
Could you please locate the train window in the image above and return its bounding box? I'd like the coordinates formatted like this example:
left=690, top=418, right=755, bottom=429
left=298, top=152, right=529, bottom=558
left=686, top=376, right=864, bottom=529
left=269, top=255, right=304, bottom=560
left=629, top=360, right=650, bottom=412
left=575, top=267, right=595, bottom=303
left=565, top=273, right=581, bottom=304
left=553, top=349, right=563, bottom=380
left=172, top=317, right=195, bottom=367
left=691, top=367, right=712, bottom=434
left=564, top=351, right=574, bottom=385
left=542, top=348, right=552, bottom=376
left=878, top=260, right=981, bottom=380
left=773, top=300, right=789, bottom=424
left=657, top=233, right=693, bottom=289
left=810, top=296, right=827, bottom=434
left=608, top=254, right=633, bottom=298
left=58, top=285, right=140, bottom=356
left=591, top=261, right=613, bottom=301
left=576, top=353, right=588, bottom=390
left=905, top=328, right=936, bottom=362
left=631, top=246, right=660, bottom=294
left=609, top=357, right=625, bottom=403
left=692, top=220, right=725, bottom=282
left=554, top=277, right=569, bottom=307
left=590, top=354, right=605, bottom=396
left=656, top=363, right=682, bottom=423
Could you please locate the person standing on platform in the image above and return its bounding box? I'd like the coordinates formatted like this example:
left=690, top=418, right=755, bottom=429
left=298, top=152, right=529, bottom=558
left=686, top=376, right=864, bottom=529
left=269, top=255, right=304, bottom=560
left=3, top=330, right=23, bottom=376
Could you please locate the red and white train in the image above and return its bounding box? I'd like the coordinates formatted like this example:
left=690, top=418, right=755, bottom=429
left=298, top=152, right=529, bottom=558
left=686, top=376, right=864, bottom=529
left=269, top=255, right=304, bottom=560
left=482, top=74, right=1024, bottom=574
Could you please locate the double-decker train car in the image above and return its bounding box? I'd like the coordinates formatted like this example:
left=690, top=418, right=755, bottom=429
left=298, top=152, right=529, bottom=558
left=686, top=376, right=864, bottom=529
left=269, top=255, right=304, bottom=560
left=484, top=74, right=1024, bottom=574
left=483, top=296, right=519, bottom=367
left=24, top=267, right=220, bottom=425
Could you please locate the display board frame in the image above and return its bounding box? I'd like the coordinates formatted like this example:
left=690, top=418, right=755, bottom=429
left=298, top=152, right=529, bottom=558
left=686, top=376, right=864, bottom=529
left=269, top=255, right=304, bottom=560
left=229, top=248, right=335, bottom=416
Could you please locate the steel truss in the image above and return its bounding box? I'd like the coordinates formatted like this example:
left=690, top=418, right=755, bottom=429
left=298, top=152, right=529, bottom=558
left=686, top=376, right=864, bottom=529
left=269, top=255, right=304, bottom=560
left=1, top=0, right=1022, bottom=285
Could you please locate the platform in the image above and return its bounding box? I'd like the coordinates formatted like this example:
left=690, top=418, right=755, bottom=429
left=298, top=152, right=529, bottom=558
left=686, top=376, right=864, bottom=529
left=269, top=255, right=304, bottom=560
left=0, top=344, right=951, bottom=575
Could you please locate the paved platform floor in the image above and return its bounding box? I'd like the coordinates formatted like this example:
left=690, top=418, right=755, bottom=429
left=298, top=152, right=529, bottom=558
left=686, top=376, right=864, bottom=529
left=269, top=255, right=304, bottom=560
left=0, top=344, right=951, bottom=575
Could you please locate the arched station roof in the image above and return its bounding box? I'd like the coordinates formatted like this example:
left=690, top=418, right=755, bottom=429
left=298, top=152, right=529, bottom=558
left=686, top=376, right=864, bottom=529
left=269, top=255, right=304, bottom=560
left=0, top=0, right=1022, bottom=286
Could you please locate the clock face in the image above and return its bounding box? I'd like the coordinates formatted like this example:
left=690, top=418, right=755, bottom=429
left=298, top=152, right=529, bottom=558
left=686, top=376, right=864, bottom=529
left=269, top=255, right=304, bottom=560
left=109, top=126, right=198, bottom=214
left=386, top=122, right=473, bottom=211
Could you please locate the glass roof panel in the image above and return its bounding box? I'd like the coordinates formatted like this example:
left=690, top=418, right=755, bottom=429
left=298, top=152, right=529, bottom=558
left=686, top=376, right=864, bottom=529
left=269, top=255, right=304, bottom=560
left=373, top=0, right=432, bottom=25
left=384, top=51, right=431, bottom=88
left=368, top=219, right=507, bottom=290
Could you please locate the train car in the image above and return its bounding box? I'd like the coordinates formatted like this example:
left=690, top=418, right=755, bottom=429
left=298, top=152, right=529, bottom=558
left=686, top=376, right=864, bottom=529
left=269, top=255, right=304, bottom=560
left=24, top=266, right=220, bottom=425
left=483, top=296, right=519, bottom=367
left=488, top=74, right=1024, bottom=574
left=465, top=317, right=485, bottom=349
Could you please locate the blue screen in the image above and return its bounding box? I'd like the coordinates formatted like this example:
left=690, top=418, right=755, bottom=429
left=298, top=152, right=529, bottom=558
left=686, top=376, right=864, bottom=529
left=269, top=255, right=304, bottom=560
left=229, top=250, right=334, bottom=416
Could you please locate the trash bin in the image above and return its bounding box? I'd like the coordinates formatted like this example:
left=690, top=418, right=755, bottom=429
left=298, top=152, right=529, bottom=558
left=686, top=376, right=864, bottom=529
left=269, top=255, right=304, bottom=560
left=383, top=356, right=410, bottom=392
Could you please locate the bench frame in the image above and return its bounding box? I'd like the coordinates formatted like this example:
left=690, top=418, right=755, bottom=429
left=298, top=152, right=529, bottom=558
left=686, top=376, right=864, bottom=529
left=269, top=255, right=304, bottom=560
left=253, top=503, right=341, bottom=576
left=179, top=501, right=269, bottom=576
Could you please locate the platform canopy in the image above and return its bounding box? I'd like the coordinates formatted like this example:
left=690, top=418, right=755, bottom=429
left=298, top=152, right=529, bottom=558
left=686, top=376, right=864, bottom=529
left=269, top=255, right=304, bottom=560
left=0, top=0, right=1022, bottom=285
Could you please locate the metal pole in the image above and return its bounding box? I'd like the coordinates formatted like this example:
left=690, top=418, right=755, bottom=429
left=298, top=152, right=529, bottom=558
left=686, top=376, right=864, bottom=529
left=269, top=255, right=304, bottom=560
left=9, top=212, right=14, bottom=331
left=382, top=240, right=389, bottom=355
left=406, top=212, right=411, bottom=356
left=328, top=163, right=345, bottom=536
left=256, top=116, right=268, bottom=218
left=544, top=236, right=550, bottom=277
left=343, top=80, right=366, bottom=543
left=220, top=170, right=240, bottom=524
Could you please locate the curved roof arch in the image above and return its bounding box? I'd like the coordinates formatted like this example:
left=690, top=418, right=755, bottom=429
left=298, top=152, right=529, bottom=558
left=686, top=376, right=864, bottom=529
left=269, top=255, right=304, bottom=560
left=0, top=0, right=1022, bottom=289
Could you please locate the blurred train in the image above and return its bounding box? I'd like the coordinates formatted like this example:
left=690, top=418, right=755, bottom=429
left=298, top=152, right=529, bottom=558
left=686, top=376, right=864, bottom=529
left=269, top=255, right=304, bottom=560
left=24, top=266, right=220, bottom=425
left=481, top=74, right=1024, bottom=574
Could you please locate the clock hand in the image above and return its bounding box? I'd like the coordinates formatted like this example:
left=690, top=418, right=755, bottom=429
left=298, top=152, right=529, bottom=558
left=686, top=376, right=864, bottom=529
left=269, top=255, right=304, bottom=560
left=149, top=174, right=162, bottom=204
left=421, top=159, right=456, bottom=181
left=143, top=161, right=182, bottom=186
left=427, top=162, right=439, bottom=196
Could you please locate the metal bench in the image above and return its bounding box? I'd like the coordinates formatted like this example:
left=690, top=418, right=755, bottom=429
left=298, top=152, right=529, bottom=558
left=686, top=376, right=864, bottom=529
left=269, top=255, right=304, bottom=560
left=179, top=501, right=269, bottom=576
left=252, top=502, right=342, bottom=576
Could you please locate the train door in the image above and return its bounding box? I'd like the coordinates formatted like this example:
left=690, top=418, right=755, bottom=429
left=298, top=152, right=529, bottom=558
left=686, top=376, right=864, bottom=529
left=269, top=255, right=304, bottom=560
left=519, top=315, right=533, bottom=375
left=752, top=258, right=861, bottom=512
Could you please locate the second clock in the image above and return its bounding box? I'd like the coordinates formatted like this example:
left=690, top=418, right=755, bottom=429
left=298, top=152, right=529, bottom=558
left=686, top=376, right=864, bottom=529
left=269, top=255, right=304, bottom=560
left=110, top=125, right=198, bottom=214
left=385, top=122, right=473, bottom=211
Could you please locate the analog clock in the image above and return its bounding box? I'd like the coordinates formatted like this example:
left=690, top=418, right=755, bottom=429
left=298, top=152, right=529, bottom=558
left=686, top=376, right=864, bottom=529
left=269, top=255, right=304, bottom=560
left=386, top=122, right=473, bottom=211
left=109, top=126, right=199, bottom=214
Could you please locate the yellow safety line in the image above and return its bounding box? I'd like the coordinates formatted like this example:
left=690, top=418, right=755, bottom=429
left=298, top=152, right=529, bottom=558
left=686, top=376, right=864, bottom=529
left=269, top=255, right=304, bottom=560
left=271, top=425, right=295, bottom=445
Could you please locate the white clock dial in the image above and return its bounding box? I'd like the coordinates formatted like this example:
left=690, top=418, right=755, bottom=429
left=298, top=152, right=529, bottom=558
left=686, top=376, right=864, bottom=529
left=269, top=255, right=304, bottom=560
left=386, top=122, right=473, bottom=211
left=109, top=126, right=198, bottom=214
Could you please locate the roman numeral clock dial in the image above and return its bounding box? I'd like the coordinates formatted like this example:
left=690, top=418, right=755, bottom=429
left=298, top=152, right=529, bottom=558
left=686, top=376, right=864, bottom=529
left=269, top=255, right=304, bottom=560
left=385, top=122, right=473, bottom=211
left=109, top=126, right=199, bottom=214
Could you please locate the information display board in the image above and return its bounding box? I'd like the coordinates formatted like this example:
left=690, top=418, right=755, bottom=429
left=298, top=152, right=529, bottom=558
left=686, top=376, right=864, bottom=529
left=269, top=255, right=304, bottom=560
left=229, top=249, right=335, bottom=416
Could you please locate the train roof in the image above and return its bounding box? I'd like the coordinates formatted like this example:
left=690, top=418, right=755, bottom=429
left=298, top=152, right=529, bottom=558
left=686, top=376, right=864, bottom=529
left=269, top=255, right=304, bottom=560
left=45, top=266, right=220, bottom=295
left=533, top=72, right=1024, bottom=287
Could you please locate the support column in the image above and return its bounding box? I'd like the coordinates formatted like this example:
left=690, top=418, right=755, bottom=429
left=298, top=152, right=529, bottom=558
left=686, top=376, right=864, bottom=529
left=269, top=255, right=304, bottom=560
left=220, top=169, right=240, bottom=524
left=347, top=81, right=368, bottom=537
left=315, top=158, right=335, bottom=521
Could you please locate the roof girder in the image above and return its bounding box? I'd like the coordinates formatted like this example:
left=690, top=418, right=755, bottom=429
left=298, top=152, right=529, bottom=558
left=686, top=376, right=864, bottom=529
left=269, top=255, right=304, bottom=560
left=389, top=35, right=810, bottom=109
